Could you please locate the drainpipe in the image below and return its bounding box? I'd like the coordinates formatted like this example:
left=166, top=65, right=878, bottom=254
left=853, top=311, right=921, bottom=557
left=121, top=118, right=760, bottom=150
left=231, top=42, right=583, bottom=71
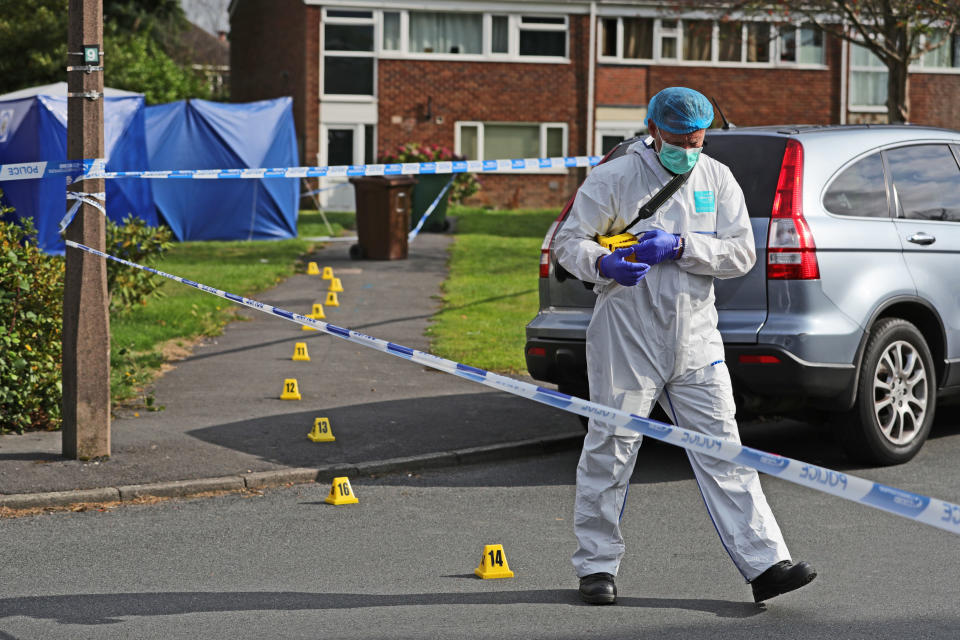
left=587, top=1, right=596, bottom=158
left=839, top=28, right=848, bottom=124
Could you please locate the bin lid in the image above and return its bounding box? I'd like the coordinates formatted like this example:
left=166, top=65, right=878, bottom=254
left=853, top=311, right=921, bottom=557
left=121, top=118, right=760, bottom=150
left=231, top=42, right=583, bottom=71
left=349, top=174, right=418, bottom=186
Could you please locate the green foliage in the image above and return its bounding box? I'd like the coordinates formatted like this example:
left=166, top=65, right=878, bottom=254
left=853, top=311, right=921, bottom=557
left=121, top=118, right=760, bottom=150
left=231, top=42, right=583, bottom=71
left=104, top=26, right=212, bottom=104
left=0, top=0, right=68, bottom=93
left=105, top=215, right=174, bottom=313
left=0, top=212, right=64, bottom=434
left=380, top=143, right=481, bottom=204
left=0, top=0, right=211, bottom=102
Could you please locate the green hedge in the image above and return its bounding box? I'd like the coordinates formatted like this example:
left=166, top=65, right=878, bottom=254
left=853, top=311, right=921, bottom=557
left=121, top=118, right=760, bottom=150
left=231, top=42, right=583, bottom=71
left=0, top=217, right=64, bottom=433
left=0, top=201, right=172, bottom=433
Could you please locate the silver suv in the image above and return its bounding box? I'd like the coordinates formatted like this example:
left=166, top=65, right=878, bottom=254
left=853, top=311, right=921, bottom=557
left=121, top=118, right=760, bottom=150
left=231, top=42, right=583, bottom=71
left=525, top=125, right=960, bottom=465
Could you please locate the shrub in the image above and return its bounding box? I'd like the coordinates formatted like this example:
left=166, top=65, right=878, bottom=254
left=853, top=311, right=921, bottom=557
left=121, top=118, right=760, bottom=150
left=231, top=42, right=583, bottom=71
left=0, top=213, right=64, bottom=434
left=380, top=142, right=481, bottom=204
left=105, top=215, right=174, bottom=313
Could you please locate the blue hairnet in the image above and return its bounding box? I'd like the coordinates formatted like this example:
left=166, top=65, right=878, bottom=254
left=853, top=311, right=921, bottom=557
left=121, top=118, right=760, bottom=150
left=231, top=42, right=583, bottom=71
left=645, top=87, right=715, bottom=134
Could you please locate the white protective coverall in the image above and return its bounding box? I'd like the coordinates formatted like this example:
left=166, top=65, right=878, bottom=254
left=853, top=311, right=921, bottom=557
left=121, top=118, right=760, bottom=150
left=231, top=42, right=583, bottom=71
left=554, top=138, right=792, bottom=581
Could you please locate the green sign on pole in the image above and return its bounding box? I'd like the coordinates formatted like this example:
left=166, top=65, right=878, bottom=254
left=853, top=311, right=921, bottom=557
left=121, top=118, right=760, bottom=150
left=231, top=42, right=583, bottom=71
left=83, top=45, right=99, bottom=64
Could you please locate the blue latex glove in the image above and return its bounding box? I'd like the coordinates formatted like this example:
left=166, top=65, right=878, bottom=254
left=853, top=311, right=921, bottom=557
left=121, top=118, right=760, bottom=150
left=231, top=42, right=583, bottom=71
left=633, top=229, right=681, bottom=265
left=598, top=246, right=650, bottom=286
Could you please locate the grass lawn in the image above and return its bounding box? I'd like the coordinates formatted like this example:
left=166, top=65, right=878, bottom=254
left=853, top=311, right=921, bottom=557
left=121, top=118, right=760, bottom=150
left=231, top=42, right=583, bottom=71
left=427, top=205, right=558, bottom=374
left=110, top=210, right=354, bottom=406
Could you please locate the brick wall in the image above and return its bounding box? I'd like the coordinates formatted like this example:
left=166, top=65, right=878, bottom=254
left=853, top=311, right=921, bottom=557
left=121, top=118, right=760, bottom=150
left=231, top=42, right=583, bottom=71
left=230, top=0, right=318, bottom=163
left=907, top=74, right=960, bottom=128
left=596, top=65, right=649, bottom=106
left=596, top=35, right=843, bottom=126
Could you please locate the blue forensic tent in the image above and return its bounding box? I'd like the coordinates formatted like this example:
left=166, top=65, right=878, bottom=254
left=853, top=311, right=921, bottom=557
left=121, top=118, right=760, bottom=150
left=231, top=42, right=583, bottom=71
left=144, top=97, right=298, bottom=241
left=0, top=82, right=155, bottom=254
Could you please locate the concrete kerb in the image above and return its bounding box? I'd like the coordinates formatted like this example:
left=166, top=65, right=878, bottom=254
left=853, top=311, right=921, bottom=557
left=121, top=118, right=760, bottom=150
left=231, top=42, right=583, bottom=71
left=0, top=432, right=584, bottom=511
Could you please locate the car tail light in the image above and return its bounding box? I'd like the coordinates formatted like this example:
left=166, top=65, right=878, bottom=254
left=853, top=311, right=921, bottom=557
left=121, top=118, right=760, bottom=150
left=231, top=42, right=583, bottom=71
left=527, top=346, right=547, bottom=357
left=738, top=354, right=781, bottom=364
left=539, top=202, right=570, bottom=278
left=767, top=139, right=820, bottom=280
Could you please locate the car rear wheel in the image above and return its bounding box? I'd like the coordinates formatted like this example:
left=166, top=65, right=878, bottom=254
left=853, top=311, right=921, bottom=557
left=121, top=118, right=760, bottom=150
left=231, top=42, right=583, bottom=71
left=842, top=318, right=936, bottom=465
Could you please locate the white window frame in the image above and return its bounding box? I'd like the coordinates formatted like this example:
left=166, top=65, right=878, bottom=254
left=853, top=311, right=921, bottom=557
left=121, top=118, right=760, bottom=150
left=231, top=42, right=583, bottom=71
left=849, top=41, right=889, bottom=112
left=321, top=8, right=377, bottom=101
left=596, top=16, right=823, bottom=69
left=777, top=22, right=826, bottom=68
left=595, top=124, right=645, bottom=158
left=916, top=30, right=960, bottom=74
left=454, top=121, right=569, bottom=173
left=374, top=10, right=569, bottom=63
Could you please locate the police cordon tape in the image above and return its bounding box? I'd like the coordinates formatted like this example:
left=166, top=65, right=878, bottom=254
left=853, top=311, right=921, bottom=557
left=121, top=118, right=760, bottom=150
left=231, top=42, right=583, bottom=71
left=63, top=238, right=960, bottom=537
left=1, top=155, right=601, bottom=183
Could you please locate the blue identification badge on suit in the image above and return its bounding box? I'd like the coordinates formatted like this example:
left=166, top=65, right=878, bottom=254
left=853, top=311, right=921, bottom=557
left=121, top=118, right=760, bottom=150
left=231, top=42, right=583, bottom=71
left=693, top=190, right=716, bottom=213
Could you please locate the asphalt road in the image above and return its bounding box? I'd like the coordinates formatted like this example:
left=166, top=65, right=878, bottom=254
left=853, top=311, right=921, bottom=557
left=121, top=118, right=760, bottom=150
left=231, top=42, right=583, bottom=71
left=2, top=410, right=960, bottom=640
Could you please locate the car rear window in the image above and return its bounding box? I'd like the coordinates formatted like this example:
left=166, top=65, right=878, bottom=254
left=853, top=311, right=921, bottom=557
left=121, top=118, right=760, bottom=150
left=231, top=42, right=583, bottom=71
left=703, top=134, right=787, bottom=218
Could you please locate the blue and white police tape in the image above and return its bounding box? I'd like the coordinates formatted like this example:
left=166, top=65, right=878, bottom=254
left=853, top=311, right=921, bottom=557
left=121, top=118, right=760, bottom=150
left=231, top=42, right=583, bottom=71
left=62, top=238, right=960, bottom=538
left=0, top=155, right=601, bottom=182
left=0, top=158, right=105, bottom=183
left=409, top=175, right=455, bottom=242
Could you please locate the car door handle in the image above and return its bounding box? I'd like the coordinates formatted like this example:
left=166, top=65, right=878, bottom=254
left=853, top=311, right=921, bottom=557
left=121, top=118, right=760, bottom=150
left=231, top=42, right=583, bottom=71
left=907, top=232, right=936, bottom=246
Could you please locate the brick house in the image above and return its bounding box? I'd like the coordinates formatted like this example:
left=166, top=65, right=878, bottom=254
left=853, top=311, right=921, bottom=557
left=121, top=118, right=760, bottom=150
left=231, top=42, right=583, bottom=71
left=229, top=0, right=960, bottom=209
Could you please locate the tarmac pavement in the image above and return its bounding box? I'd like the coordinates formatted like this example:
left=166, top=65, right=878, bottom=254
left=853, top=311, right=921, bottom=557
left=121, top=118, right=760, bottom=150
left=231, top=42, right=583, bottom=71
left=0, top=233, right=581, bottom=508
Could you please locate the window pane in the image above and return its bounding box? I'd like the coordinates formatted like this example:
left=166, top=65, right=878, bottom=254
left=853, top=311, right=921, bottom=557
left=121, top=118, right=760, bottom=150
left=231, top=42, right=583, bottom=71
left=492, top=16, right=509, bottom=53
left=925, top=29, right=951, bottom=67
left=683, top=20, right=712, bottom=61
left=364, top=125, right=374, bottom=164
left=718, top=22, right=742, bottom=62
left=409, top=12, right=482, bottom=54
left=522, top=16, right=565, bottom=24
left=780, top=27, right=796, bottom=62
left=325, top=24, right=374, bottom=51
left=520, top=30, right=566, bottom=56
left=746, top=23, right=770, bottom=62
left=383, top=12, right=400, bottom=51
left=887, top=145, right=960, bottom=222
left=324, top=57, right=374, bottom=95
left=546, top=127, right=563, bottom=157
left=601, top=18, right=617, bottom=57
left=327, top=129, right=354, bottom=166
left=850, top=70, right=887, bottom=106
left=460, top=125, right=479, bottom=160
left=623, top=18, right=653, bottom=59
left=601, top=135, right=625, bottom=155
left=824, top=153, right=888, bottom=217
left=661, top=20, right=677, bottom=30
left=327, top=10, right=372, bottom=19
left=484, top=124, right=539, bottom=159
left=661, top=36, right=677, bottom=59
left=852, top=43, right=884, bottom=67
left=797, top=24, right=823, bottom=64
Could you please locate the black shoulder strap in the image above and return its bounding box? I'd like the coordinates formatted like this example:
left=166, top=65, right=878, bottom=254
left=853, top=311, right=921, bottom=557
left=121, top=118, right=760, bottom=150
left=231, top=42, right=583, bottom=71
left=622, top=168, right=691, bottom=234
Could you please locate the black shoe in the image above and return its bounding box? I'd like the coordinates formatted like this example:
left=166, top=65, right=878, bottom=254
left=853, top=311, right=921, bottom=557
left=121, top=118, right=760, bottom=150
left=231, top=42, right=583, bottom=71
left=579, top=572, right=617, bottom=605
left=750, top=560, right=817, bottom=603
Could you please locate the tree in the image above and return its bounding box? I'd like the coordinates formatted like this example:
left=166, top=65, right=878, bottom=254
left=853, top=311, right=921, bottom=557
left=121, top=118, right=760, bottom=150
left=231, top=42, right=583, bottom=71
left=0, top=0, right=212, bottom=103
left=715, top=1, right=959, bottom=123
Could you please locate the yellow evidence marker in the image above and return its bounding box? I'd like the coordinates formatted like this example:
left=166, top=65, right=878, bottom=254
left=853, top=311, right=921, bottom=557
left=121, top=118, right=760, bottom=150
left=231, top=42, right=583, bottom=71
left=307, top=261, right=320, bottom=275
left=308, top=417, right=335, bottom=442
left=325, top=476, right=359, bottom=505
left=292, top=342, right=310, bottom=361
left=474, top=544, right=514, bottom=579
left=329, top=277, right=344, bottom=293
left=311, top=303, right=326, bottom=318
left=321, top=266, right=334, bottom=280
left=280, top=378, right=302, bottom=400
left=325, top=291, right=340, bottom=307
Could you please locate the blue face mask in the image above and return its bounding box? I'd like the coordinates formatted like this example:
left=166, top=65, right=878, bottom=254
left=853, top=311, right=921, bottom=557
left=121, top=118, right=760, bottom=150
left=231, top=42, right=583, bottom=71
left=656, top=133, right=701, bottom=174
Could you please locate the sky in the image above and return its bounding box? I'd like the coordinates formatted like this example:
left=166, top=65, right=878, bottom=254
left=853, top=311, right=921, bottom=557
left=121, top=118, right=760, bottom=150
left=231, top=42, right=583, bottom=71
left=180, top=0, right=230, bottom=36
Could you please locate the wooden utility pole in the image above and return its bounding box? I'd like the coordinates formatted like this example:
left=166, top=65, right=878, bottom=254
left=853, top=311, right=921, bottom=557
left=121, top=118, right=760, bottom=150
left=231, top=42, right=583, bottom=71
left=62, top=0, right=110, bottom=459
